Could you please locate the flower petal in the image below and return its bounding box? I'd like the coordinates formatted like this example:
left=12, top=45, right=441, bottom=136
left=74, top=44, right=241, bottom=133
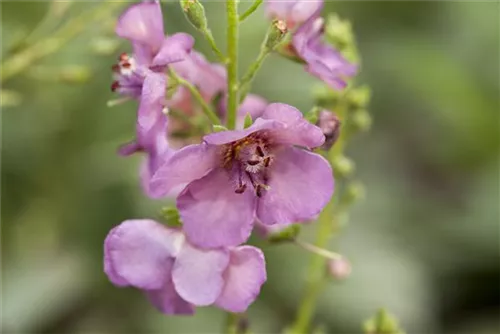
left=150, top=143, right=217, bottom=197
left=215, top=246, right=267, bottom=313
left=203, top=118, right=283, bottom=146
left=115, top=2, right=164, bottom=53
left=146, top=274, right=195, bottom=315
left=257, top=147, right=334, bottom=225
left=104, top=219, right=183, bottom=290
left=172, top=243, right=230, bottom=306
left=137, top=71, right=167, bottom=136
left=177, top=168, right=256, bottom=248
left=261, top=103, right=325, bottom=148
left=152, top=33, right=194, bottom=67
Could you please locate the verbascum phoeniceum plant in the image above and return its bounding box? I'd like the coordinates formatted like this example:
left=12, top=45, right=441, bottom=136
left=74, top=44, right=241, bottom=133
left=101, top=1, right=400, bottom=333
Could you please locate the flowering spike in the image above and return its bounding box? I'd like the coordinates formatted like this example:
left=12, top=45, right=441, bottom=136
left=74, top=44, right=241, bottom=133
left=180, top=0, right=208, bottom=31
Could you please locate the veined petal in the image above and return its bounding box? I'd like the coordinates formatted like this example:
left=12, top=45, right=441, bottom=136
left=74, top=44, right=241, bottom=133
left=152, top=33, right=194, bottom=67
left=116, top=2, right=165, bottom=53
left=150, top=143, right=217, bottom=197
left=261, top=103, right=325, bottom=149
left=257, top=147, right=333, bottom=225
left=104, top=219, right=184, bottom=290
left=177, top=168, right=257, bottom=248
left=203, top=118, right=284, bottom=146
left=172, top=243, right=230, bottom=306
left=146, top=274, right=195, bottom=315
left=215, top=246, right=267, bottom=313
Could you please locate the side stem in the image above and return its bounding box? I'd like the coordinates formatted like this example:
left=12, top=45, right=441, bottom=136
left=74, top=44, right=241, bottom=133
left=225, top=0, right=239, bottom=130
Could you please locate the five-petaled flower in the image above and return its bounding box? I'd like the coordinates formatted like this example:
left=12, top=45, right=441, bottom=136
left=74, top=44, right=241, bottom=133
left=105, top=219, right=267, bottom=314
left=150, top=103, right=334, bottom=248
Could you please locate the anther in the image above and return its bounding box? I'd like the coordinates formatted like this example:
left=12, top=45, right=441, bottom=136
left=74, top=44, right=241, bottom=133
left=235, top=183, right=247, bottom=194
left=247, top=160, right=260, bottom=166
left=111, top=81, right=120, bottom=92
left=256, top=146, right=265, bottom=157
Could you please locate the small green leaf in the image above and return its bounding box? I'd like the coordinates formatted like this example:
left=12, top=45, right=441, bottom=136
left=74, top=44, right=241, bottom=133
left=243, top=113, right=253, bottom=129
left=159, top=207, right=182, bottom=228
left=213, top=125, right=229, bottom=132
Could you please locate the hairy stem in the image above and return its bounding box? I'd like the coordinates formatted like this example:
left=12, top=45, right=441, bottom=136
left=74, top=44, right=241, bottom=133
left=239, top=46, right=269, bottom=103
left=201, top=28, right=226, bottom=63
left=225, top=0, right=239, bottom=130
left=239, top=0, right=263, bottom=22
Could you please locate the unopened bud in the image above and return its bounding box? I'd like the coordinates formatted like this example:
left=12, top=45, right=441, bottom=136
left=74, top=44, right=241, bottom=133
left=351, top=109, right=372, bottom=133
left=265, top=20, right=287, bottom=50
left=180, top=0, right=208, bottom=31
left=333, top=155, right=355, bottom=178
left=341, top=181, right=366, bottom=206
left=325, top=14, right=354, bottom=51
left=59, top=65, right=91, bottom=84
left=347, top=85, right=371, bottom=108
left=363, top=309, right=405, bottom=334
left=327, top=256, right=351, bottom=280
left=317, top=110, right=341, bottom=150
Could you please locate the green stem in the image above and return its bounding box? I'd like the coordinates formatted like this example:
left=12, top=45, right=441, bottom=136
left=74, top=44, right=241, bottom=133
left=169, top=69, right=221, bottom=125
left=201, top=28, right=226, bottom=63
left=239, top=46, right=270, bottom=103
left=225, top=0, right=239, bottom=130
left=290, top=104, right=350, bottom=334
left=1, top=2, right=122, bottom=83
left=239, top=0, right=263, bottom=22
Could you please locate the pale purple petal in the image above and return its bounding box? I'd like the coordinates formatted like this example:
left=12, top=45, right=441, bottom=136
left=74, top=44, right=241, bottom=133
left=257, top=147, right=334, bottom=225
left=261, top=103, right=325, bottom=148
left=146, top=275, right=195, bottom=315
left=116, top=2, right=164, bottom=54
left=104, top=219, right=183, bottom=290
left=149, top=143, right=217, bottom=197
left=177, top=168, right=257, bottom=248
left=266, top=0, right=323, bottom=28
left=172, top=242, right=230, bottom=306
left=203, top=118, right=284, bottom=146
left=215, top=246, right=267, bottom=313
left=137, top=71, right=167, bottom=136
left=152, top=33, right=194, bottom=67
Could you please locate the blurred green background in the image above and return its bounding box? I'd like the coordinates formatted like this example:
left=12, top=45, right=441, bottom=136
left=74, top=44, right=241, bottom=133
left=2, top=1, right=499, bottom=333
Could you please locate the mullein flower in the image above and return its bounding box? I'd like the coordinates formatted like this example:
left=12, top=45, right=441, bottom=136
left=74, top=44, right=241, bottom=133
left=265, top=0, right=323, bottom=30
left=112, top=1, right=194, bottom=196
left=104, top=219, right=266, bottom=314
left=150, top=103, right=334, bottom=248
left=292, top=14, right=357, bottom=90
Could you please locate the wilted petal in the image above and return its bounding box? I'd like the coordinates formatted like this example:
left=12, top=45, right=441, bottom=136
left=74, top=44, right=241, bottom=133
left=152, top=33, right=194, bottom=67
left=215, top=246, right=267, bottom=313
left=104, top=219, right=183, bottom=290
left=172, top=242, right=230, bottom=306
left=177, top=168, right=256, bottom=248
left=203, top=118, right=283, bottom=146
left=261, top=103, right=325, bottom=148
left=116, top=2, right=164, bottom=54
left=150, top=143, right=217, bottom=197
left=257, top=147, right=333, bottom=225
left=146, top=276, right=195, bottom=315
left=137, top=71, right=167, bottom=135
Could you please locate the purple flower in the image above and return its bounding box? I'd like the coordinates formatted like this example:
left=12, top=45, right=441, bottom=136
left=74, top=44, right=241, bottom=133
left=112, top=2, right=194, bottom=196
left=317, top=110, right=341, bottom=150
left=218, top=94, right=268, bottom=129
left=150, top=103, right=334, bottom=248
left=104, top=219, right=266, bottom=314
left=293, top=15, right=357, bottom=90
left=265, top=0, right=323, bottom=30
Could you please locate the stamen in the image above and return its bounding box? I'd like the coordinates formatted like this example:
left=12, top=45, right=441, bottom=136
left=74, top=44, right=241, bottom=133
left=256, top=146, right=265, bottom=157
left=235, top=183, right=247, bottom=194
left=111, top=81, right=120, bottom=92
left=263, top=157, right=271, bottom=167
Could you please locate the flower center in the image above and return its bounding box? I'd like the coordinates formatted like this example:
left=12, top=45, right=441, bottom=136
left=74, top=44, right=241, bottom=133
left=111, top=53, right=141, bottom=94
left=222, top=134, right=273, bottom=197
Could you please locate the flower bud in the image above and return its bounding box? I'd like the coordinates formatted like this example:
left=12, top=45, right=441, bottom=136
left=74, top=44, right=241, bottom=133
left=351, top=109, right=372, bottom=133
left=265, top=20, right=288, bottom=50
left=333, top=155, right=355, bottom=178
left=312, top=84, right=340, bottom=106
left=180, top=0, right=208, bottom=31
left=347, top=85, right=371, bottom=108
left=316, top=110, right=341, bottom=150
left=327, top=256, right=351, bottom=280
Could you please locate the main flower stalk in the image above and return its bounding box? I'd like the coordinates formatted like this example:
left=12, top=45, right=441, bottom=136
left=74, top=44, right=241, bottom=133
left=226, top=0, right=239, bottom=130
